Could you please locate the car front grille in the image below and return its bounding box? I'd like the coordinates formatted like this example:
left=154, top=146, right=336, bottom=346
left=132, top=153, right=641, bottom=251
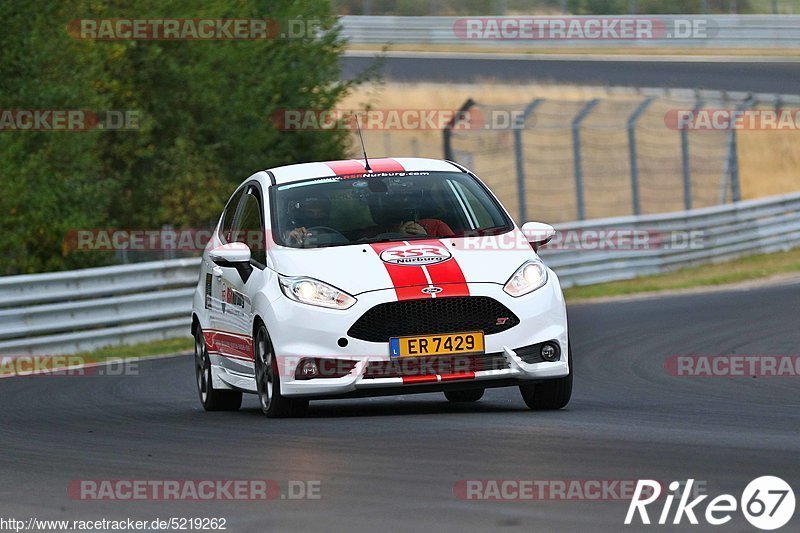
left=346, top=296, right=519, bottom=343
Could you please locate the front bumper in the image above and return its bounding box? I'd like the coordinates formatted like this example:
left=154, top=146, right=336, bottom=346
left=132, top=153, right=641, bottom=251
left=265, top=273, right=569, bottom=398
left=280, top=346, right=569, bottom=397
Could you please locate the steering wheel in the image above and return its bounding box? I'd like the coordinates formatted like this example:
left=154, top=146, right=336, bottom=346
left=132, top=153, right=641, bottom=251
left=372, top=232, right=409, bottom=240
left=306, top=226, right=345, bottom=237
left=302, top=226, right=348, bottom=245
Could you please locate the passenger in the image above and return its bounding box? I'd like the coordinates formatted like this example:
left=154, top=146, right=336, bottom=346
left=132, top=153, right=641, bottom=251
left=363, top=192, right=455, bottom=239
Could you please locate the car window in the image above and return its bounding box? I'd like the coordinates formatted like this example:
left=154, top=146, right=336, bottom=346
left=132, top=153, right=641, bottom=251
left=448, top=180, right=500, bottom=229
left=219, top=188, right=244, bottom=243
left=271, top=171, right=512, bottom=249
left=231, top=185, right=267, bottom=266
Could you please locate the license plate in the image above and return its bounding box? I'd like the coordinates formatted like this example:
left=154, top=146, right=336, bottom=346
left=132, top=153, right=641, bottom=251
left=389, top=331, right=484, bottom=358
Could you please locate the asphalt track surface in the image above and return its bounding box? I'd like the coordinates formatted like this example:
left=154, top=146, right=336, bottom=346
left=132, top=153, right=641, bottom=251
left=341, top=54, right=800, bottom=93
left=1, top=281, right=799, bottom=532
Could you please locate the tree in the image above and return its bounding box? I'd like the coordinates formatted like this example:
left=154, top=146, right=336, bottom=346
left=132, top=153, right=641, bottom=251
left=0, top=0, right=360, bottom=274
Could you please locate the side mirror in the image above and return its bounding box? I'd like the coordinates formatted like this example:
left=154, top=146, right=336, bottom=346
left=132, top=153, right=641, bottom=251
left=209, top=243, right=253, bottom=281
left=521, top=222, right=556, bottom=252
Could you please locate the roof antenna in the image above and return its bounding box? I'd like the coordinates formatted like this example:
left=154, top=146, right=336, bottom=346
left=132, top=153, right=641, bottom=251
left=354, top=113, right=372, bottom=172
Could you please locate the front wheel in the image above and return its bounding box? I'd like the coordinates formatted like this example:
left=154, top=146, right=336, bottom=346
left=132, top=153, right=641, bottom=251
left=194, top=326, right=242, bottom=411
left=519, top=342, right=573, bottom=410
left=254, top=324, right=308, bottom=418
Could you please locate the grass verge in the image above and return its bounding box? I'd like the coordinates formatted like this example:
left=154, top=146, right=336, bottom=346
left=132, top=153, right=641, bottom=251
left=73, top=336, right=194, bottom=362
left=563, top=247, right=800, bottom=301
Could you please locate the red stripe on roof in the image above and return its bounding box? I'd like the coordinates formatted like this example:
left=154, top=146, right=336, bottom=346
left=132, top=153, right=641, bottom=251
left=367, top=158, right=405, bottom=173
left=324, top=160, right=366, bottom=176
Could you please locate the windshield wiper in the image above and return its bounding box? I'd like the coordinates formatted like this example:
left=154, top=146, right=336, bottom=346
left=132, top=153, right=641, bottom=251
left=359, top=234, right=435, bottom=244
left=466, top=225, right=510, bottom=237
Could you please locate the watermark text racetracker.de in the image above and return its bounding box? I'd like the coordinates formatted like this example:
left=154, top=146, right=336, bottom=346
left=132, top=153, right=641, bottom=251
left=452, top=17, right=714, bottom=41
left=63, top=228, right=705, bottom=253
left=454, top=479, right=662, bottom=501
left=0, top=110, right=140, bottom=131
left=665, top=108, right=800, bottom=131
left=272, top=108, right=526, bottom=131
left=665, top=354, right=800, bottom=377
left=68, top=479, right=321, bottom=501
left=68, top=18, right=322, bottom=40
left=459, top=228, right=704, bottom=252
left=0, top=355, right=140, bottom=378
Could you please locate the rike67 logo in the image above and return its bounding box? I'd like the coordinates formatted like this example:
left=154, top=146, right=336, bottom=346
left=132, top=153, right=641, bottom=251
left=626, top=477, right=795, bottom=530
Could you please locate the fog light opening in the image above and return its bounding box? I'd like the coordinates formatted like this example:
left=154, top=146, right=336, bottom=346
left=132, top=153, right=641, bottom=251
left=540, top=342, right=560, bottom=362
left=301, top=359, right=319, bottom=378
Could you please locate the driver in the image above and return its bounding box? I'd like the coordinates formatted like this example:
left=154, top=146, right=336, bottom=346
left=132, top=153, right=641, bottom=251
left=285, top=196, right=331, bottom=246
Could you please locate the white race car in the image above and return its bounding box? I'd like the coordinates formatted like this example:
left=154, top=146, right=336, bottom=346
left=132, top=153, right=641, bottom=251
left=191, top=158, right=571, bottom=417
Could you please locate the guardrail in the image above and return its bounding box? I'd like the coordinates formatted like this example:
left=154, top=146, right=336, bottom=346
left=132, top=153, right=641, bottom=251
left=2, top=191, right=800, bottom=355
left=340, top=15, right=800, bottom=48
left=540, top=191, right=800, bottom=286
left=0, top=259, right=200, bottom=356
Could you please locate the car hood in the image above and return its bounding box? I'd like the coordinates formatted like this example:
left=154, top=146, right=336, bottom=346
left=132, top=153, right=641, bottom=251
left=268, top=232, right=537, bottom=296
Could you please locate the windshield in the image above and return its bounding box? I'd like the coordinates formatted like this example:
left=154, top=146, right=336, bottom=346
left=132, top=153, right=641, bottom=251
left=271, top=171, right=512, bottom=249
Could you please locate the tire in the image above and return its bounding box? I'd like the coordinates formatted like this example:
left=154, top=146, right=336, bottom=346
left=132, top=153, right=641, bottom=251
left=519, top=342, right=573, bottom=410
left=254, top=324, right=308, bottom=418
left=444, top=388, right=485, bottom=402
left=194, top=326, right=242, bottom=411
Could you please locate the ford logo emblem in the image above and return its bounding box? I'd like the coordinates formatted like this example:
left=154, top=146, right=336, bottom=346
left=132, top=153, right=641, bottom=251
left=421, top=286, right=443, bottom=294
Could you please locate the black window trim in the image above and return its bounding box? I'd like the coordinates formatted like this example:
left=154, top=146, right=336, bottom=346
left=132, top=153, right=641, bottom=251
left=228, top=180, right=267, bottom=270
left=218, top=186, right=246, bottom=244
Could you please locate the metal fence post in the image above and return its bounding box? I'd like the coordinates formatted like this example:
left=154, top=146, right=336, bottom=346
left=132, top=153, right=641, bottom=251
left=443, top=98, right=475, bottom=161
left=572, top=99, right=599, bottom=221
left=513, top=98, right=544, bottom=224
left=627, top=97, right=655, bottom=216
left=681, top=100, right=704, bottom=211
left=730, top=135, right=741, bottom=202
left=720, top=97, right=752, bottom=204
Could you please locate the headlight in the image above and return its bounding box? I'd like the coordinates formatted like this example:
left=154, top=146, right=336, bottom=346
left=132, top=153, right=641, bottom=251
left=503, top=261, right=548, bottom=297
left=278, top=275, right=356, bottom=309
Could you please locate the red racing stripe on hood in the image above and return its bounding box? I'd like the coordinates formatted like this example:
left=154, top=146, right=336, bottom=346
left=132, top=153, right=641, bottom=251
left=370, top=239, right=470, bottom=300
left=369, top=241, right=430, bottom=300
left=425, top=239, right=470, bottom=297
